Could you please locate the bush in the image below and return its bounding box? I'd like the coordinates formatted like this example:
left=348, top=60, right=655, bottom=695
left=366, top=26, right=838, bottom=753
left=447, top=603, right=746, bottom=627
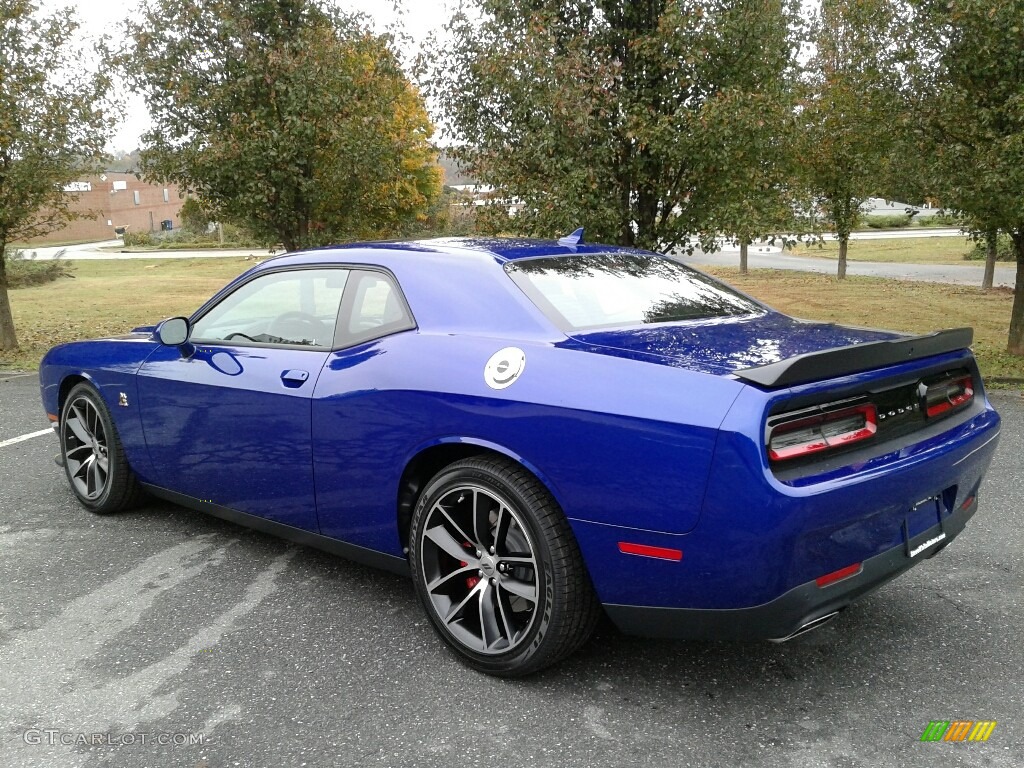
left=3, top=248, right=74, bottom=288
left=120, top=225, right=267, bottom=250
left=179, top=197, right=212, bottom=234
left=122, top=231, right=156, bottom=247
left=964, top=234, right=1017, bottom=262
left=863, top=214, right=912, bottom=229
left=918, top=211, right=962, bottom=227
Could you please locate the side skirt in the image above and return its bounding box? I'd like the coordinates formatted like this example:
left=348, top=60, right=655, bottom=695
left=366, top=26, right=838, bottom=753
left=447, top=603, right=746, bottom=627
left=141, top=483, right=410, bottom=577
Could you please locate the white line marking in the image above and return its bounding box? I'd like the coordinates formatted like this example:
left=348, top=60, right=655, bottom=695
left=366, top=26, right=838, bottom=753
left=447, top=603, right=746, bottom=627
left=0, top=428, right=53, bottom=449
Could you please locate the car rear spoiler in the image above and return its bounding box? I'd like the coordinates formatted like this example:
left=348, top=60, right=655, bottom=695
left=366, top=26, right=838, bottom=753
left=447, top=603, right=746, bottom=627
left=734, top=327, right=974, bottom=389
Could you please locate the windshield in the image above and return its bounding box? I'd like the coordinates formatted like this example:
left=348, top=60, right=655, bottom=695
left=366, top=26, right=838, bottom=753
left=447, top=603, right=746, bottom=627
left=505, top=253, right=762, bottom=332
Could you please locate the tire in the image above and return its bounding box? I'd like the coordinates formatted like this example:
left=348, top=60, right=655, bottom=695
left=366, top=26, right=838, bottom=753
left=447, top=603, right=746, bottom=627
left=409, top=456, right=601, bottom=676
left=59, top=382, right=145, bottom=514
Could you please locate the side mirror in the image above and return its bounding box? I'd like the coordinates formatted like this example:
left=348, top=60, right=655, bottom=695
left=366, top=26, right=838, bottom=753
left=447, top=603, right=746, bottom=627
left=156, top=317, right=190, bottom=346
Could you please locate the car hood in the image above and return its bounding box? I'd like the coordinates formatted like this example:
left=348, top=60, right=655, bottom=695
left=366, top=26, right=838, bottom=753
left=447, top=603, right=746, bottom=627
left=564, top=312, right=902, bottom=377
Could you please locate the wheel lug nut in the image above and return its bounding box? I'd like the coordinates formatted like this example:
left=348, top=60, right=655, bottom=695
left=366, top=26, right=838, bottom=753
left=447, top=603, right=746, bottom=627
left=476, top=550, right=482, bottom=558
left=489, top=578, right=496, bottom=585
left=489, top=546, right=495, bottom=555
left=477, top=569, right=483, bottom=577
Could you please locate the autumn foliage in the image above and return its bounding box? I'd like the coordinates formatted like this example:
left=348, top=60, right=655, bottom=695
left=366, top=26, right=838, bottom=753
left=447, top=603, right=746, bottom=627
left=126, top=0, right=441, bottom=252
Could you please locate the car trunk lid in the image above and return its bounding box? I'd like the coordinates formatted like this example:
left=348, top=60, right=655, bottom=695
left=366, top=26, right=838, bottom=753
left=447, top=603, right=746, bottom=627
left=565, top=312, right=902, bottom=378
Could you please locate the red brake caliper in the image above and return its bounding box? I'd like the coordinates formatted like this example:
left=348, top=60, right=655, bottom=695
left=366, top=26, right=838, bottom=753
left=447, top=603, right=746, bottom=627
left=461, top=544, right=479, bottom=590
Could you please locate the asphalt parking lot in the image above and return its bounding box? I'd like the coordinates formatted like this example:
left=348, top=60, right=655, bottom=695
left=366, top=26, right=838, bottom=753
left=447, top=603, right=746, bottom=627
left=1, top=371, right=1021, bottom=768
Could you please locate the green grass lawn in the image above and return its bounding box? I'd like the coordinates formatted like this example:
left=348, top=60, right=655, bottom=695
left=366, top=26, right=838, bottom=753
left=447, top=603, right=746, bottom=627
left=2, top=258, right=1021, bottom=384
left=705, top=267, right=1022, bottom=382
left=1, top=258, right=255, bottom=371
left=791, top=236, right=977, bottom=264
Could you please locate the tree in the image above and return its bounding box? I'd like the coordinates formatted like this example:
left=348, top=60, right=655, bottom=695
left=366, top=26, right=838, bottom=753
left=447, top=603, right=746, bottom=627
left=799, top=0, right=905, bottom=279
left=125, top=0, right=441, bottom=252
left=694, top=9, right=806, bottom=273
left=703, top=90, right=806, bottom=274
left=907, top=0, right=1024, bottom=352
left=426, top=0, right=802, bottom=254
left=0, top=0, right=113, bottom=352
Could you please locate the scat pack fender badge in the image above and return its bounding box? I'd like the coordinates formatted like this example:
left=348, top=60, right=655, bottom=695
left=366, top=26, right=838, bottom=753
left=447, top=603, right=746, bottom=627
left=484, top=347, right=526, bottom=390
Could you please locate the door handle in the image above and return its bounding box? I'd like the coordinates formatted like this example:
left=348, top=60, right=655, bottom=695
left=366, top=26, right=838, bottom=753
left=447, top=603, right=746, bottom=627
left=281, top=369, right=310, bottom=387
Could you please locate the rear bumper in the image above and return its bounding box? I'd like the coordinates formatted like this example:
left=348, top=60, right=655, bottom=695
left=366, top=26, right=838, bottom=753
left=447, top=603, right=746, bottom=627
left=603, top=496, right=977, bottom=640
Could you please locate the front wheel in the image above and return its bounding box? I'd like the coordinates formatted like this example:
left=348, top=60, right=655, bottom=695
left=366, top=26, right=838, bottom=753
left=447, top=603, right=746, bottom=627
left=409, top=456, right=601, bottom=676
left=60, top=382, right=145, bottom=514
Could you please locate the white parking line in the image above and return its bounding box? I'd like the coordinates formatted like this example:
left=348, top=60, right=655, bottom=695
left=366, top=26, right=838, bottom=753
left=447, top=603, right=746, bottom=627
left=0, top=428, right=53, bottom=449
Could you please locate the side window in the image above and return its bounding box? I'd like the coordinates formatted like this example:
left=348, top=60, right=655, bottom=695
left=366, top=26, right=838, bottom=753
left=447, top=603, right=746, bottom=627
left=339, top=271, right=415, bottom=346
left=192, top=269, right=349, bottom=348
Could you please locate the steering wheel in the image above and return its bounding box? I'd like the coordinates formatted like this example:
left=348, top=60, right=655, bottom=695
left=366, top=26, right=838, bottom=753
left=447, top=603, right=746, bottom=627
left=268, top=311, right=330, bottom=344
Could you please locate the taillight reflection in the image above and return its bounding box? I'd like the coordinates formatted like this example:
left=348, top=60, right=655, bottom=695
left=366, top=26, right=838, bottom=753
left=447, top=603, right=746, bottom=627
left=923, top=375, right=974, bottom=418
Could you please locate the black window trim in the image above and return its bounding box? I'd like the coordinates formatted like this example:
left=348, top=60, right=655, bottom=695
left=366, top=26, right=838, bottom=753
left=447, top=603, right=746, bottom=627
left=333, top=268, right=417, bottom=349
left=187, top=263, right=417, bottom=353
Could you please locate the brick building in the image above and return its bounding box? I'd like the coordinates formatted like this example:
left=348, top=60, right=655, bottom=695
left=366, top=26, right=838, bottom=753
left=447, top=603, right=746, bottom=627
left=28, top=173, right=185, bottom=244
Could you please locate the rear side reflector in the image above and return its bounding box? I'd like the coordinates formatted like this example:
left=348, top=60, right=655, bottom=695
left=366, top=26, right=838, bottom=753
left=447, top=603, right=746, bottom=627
left=816, top=562, right=862, bottom=587
left=618, top=542, right=683, bottom=561
left=769, top=404, right=877, bottom=462
left=922, top=375, right=974, bottom=418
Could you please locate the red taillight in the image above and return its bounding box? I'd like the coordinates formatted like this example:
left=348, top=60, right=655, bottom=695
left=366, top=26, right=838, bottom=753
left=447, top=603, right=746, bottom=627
left=768, top=404, right=877, bottom=462
left=923, top=375, right=974, bottom=418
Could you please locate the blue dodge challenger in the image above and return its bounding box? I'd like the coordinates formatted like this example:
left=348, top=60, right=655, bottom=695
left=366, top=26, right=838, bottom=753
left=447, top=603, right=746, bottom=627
left=39, top=234, right=1001, bottom=675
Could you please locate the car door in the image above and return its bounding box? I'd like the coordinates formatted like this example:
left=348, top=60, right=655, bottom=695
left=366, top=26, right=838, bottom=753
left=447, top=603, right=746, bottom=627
left=136, top=267, right=350, bottom=531
left=311, top=269, right=418, bottom=553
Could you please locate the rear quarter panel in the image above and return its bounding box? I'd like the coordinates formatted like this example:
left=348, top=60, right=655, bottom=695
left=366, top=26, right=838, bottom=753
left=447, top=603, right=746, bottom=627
left=311, top=330, right=746, bottom=556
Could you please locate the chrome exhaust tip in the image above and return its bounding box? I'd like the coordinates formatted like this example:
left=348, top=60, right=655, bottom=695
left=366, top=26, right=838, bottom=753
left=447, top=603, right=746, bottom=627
left=768, top=611, right=841, bottom=643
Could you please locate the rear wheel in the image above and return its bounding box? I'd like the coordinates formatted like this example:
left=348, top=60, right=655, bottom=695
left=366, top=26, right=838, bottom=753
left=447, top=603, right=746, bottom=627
left=409, top=456, right=601, bottom=676
left=60, top=382, right=145, bottom=514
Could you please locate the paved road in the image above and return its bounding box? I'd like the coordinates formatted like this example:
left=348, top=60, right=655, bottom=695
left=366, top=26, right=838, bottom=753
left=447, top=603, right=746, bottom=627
left=682, top=248, right=1017, bottom=288
left=838, top=228, right=967, bottom=241
left=13, top=240, right=276, bottom=261
left=1, top=372, right=1021, bottom=768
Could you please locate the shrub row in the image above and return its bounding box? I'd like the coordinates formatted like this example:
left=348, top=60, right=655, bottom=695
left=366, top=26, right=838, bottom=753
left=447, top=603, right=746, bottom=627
left=964, top=234, right=1018, bottom=262
left=3, top=250, right=74, bottom=288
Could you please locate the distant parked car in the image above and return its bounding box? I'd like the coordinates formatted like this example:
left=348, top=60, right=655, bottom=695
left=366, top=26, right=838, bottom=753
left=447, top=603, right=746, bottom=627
left=39, top=233, right=1000, bottom=675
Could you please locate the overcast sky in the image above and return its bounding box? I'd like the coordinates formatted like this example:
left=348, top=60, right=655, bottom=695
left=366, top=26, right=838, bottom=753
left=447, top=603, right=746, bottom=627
left=41, top=0, right=456, bottom=152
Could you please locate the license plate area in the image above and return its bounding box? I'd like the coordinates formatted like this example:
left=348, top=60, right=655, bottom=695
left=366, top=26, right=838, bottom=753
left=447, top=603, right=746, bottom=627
left=902, top=495, right=947, bottom=559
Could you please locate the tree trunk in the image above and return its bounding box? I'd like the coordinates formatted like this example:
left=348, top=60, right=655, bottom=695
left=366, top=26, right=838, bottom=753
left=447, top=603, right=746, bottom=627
left=0, top=251, right=18, bottom=351
left=739, top=240, right=748, bottom=274
left=982, top=229, right=997, bottom=291
left=837, top=236, right=848, bottom=280
left=1008, top=230, right=1024, bottom=355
